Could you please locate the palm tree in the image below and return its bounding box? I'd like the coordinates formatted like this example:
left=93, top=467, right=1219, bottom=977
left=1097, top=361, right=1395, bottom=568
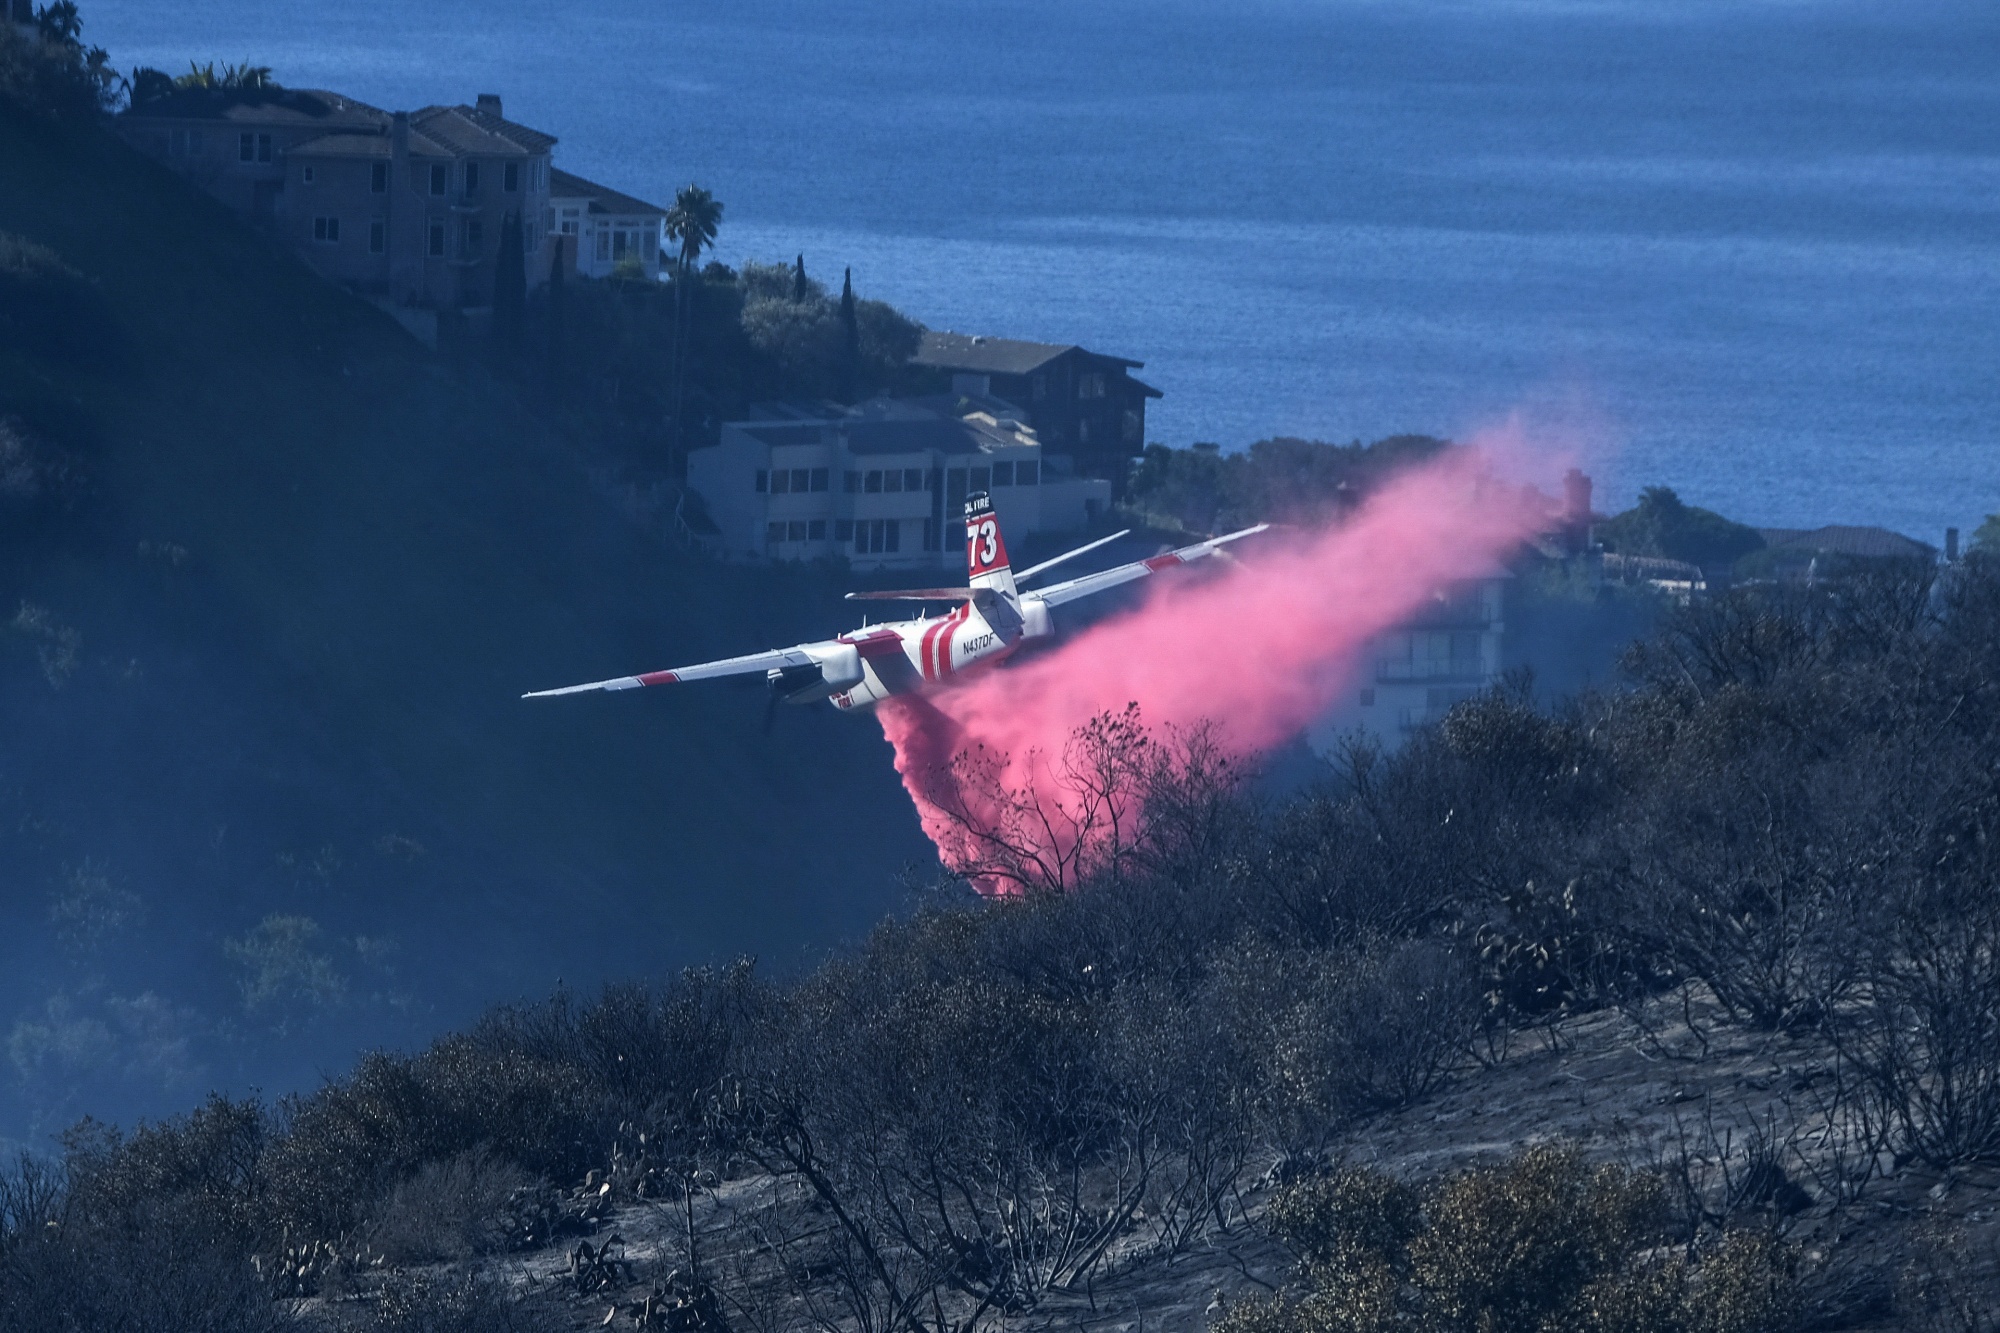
left=663, top=185, right=723, bottom=475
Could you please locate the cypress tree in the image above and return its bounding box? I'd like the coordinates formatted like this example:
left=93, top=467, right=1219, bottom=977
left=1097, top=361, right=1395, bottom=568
left=493, top=210, right=526, bottom=362
left=792, top=253, right=807, bottom=303
left=545, top=234, right=566, bottom=399
left=839, top=267, right=860, bottom=401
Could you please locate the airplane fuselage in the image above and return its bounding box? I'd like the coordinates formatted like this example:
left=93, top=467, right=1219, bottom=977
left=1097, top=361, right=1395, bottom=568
left=822, top=594, right=1052, bottom=711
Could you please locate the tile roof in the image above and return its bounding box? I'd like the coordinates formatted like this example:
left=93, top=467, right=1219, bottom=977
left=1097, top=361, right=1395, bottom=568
left=122, top=87, right=386, bottom=129
left=548, top=168, right=666, bottom=217
left=409, top=104, right=557, bottom=156
left=912, top=331, right=1147, bottom=375
left=738, top=415, right=1036, bottom=458
left=1757, top=525, right=1935, bottom=560
left=289, top=130, right=449, bottom=159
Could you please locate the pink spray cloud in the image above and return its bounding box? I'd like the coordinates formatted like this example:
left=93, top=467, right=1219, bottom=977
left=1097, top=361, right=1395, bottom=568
left=876, top=432, right=1561, bottom=887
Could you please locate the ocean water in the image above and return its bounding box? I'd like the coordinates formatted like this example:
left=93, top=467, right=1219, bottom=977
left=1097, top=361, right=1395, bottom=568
left=87, top=0, right=1998, bottom=540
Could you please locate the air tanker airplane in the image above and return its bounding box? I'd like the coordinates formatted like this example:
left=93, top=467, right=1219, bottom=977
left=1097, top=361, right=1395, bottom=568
left=523, top=492, right=1267, bottom=713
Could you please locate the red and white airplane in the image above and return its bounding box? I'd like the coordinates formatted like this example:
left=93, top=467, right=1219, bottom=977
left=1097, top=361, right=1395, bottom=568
left=523, top=492, right=1267, bottom=713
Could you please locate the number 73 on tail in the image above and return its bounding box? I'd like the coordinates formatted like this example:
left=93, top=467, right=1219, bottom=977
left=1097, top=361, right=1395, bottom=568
left=523, top=492, right=1267, bottom=713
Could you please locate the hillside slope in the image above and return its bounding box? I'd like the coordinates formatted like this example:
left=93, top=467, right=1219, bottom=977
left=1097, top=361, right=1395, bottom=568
left=0, top=108, right=930, bottom=1143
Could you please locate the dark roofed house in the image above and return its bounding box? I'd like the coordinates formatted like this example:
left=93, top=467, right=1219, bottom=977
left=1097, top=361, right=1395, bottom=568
left=1756, top=526, right=1937, bottom=562
left=909, top=332, right=1161, bottom=495
left=548, top=168, right=668, bottom=281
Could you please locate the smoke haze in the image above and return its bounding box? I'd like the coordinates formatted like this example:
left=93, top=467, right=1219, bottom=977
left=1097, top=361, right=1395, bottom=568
left=878, top=440, right=1554, bottom=880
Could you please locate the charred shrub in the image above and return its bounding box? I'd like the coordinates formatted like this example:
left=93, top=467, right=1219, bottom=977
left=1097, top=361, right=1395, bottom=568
left=369, top=1269, right=552, bottom=1333
left=0, top=232, right=123, bottom=369
left=361, top=1148, right=538, bottom=1264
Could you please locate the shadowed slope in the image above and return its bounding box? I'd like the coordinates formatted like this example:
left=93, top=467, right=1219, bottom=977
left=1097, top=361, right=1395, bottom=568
left=0, top=108, right=927, bottom=1142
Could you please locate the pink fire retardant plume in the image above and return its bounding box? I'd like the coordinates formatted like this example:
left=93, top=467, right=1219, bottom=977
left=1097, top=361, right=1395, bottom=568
left=876, top=438, right=1558, bottom=890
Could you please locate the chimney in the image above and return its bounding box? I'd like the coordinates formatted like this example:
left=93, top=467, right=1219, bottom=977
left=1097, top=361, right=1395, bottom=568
left=1945, top=527, right=1960, bottom=563
left=475, top=93, right=502, bottom=118
left=1562, top=467, right=1593, bottom=553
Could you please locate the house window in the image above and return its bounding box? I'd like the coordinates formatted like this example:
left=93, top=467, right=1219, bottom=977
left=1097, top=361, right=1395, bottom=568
left=301, top=165, right=315, bottom=185
left=923, top=518, right=938, bottom=551
left=835, top=520, right=854, bottom=542
left=369, top=219, right=385, bottom=254
left=428, top=221, right=446, bottom=257
left=970, top=466, right=990, bottom=492
left=771, top=469, right=791, bottom=494
left=808, top=519, right=827, bottom=541
left=1078, top=419, right=1092, bottom=444
left=595, top=231, right=610, bottom=262
left=312, top=216, right=340, bottom=243
left=883, top=469, right=903, bottom=494
left=465, top=219, right=483, bottom=256
left=504, top=161, right=520, bottom=192
left=865, top=471, right=882, bottom=493
left=371, top=161, right=388, bottom=193
left=611, top=230, right=628, bottom=261
left=843, top=471, right=860, bottom=493
left=904, top=468, right=923, bottom=491
left=809, top=468, right=829, bottom=492
left=767, top=522, right=785, bottom=545
left=560, top=209, right=579, bottom=236
left=789, top=468, right=809, bottom=492
left=464, top=162, right=480, bottom=195
left=429, top=163, right=448, bottom=195
left=238, top=132, right=255, bottom=162
left=991, top=461, right=1014, bottom=487
left=787, top=520, right=807, bottom=542
left=854, top=520, right=902, bottom=555
left=754, top=470, right=768, bottom=493
left=1078, top=372, right=1106, bottom=399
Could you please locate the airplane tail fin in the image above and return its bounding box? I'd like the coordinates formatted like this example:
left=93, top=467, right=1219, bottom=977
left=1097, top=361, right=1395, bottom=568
left=963, top=491, right=1018, bottom=602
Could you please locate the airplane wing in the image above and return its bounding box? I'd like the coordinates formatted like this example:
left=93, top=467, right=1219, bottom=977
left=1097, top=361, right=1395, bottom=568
left=1015, top=529, right=1131, bottom=584
left=1030, top=524, right=1271, bottom=609
left=844, top=588, right=974, bottom=602
left=522, top=645, right=821, bottom=698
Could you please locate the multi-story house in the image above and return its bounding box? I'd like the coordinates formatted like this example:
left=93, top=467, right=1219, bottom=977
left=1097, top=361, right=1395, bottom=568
left=908, top=333, right=1162, bottom=495
left=119, top=89, right=652, bottom=316
left=549, top=170, right=668, bottom=281
left=284, top=98, right=557, bottom=311
left=688, top=399, right=1112, bottom=570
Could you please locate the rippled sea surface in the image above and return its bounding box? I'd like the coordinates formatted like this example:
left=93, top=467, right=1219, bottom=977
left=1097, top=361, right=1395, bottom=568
left=89, top=0, right=1999, bottom=537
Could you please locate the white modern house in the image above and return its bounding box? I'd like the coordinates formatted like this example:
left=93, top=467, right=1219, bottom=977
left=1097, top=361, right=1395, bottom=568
left=688, top=399, right=1112, bottom=570
left=548, top=168, right=667, bottom=280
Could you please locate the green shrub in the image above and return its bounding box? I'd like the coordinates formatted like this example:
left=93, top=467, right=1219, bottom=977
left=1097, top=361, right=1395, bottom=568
left=1225, top=1146, right=1801, bottom=1333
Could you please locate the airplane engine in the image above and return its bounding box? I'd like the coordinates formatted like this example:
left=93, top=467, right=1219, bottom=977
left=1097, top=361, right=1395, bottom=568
left=1020, top=596, right=1053, bottom=640
left=769, top=642, right=866, bottom=704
